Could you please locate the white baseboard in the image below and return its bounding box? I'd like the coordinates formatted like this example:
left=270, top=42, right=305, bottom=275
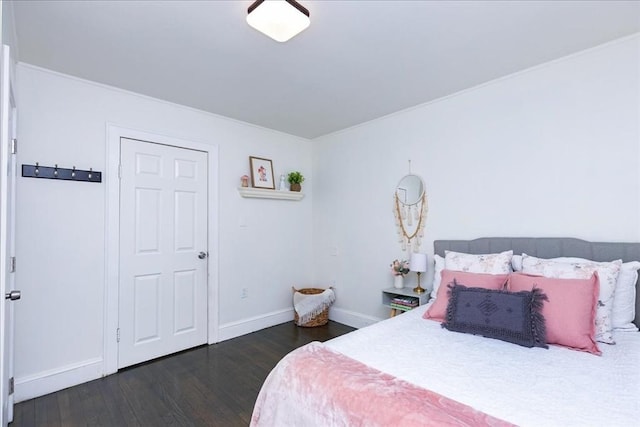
left=14, top=357, right=104, bottom=403
left=14, top=309, right=377, bottom=402
left=329, top=307, right=382, bottom=329
left=217, top=307, right=380, bottom=342
left=217, top=308, right=295, bottom=342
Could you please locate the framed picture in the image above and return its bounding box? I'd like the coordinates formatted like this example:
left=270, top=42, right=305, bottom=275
left=249, top=156, right=275, bottom=189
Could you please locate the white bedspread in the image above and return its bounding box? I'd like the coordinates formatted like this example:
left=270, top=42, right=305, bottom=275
left=326, top=304, right=640, bottom=427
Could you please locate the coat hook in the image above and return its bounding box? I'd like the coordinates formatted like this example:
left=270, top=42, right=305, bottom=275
left=22, top=164, right=102, bottom=183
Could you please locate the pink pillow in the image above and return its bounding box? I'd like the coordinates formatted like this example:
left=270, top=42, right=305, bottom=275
left=508, top=272, right=600, bottom=355
left=424, top=270, right=508, bottom=322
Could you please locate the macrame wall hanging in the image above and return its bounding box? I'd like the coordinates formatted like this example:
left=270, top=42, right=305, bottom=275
left=393, top=161, right=428, bottom=252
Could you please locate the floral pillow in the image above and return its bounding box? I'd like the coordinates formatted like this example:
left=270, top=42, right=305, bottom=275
left=521, top=254, right=622, bottom=344
left=515, top=255, right=639, bottom=332
left=444, top=250, right=513, bottom=275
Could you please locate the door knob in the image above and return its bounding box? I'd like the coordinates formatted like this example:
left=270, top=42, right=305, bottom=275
left=5, top=290, right=21, bottom=301
left=198, top=251, right=208, bottom=260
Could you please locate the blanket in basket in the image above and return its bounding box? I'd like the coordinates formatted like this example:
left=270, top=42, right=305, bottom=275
left=293, top=288, right=335, bottom=325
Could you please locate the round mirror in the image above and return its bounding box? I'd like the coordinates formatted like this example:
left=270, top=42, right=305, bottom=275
left=396, top=174, right=424, bottom=206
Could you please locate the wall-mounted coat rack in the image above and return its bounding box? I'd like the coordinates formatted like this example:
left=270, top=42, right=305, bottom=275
left=22, top=163, right=102, bottom=183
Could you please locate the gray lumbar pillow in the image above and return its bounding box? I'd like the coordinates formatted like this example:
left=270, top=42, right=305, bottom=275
left=443, top=282, right=548, bottom=349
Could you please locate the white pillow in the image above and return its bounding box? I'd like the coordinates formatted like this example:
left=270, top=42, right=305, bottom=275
left=511, top=254, right=523, bottom=272
left=521, top=254, right=622, bottom=344
left=444, top=250, right=513, bottom=274
left=431, top=254, right=445, bottom=301
left=613, top=262, right=640, bottom=332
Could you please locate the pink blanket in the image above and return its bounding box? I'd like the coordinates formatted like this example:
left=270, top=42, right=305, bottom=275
left=251, top=342, right=514, bottom=427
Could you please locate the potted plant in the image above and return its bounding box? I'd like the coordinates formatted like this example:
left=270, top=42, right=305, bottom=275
left=287, top=171, right=305, bottom=192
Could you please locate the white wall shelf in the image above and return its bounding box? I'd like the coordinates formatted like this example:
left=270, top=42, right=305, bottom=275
left=237, top=187, right=304, bottom=201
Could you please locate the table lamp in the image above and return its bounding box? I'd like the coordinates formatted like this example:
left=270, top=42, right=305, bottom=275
left=410, top=253, right=428, bottom=294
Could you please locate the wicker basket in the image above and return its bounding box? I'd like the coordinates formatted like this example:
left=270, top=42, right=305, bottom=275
left=293, top=287, right=331, bottom=327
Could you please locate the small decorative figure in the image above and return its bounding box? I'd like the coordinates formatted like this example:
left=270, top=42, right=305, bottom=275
left=258, top=166, right=267, bottom=182
left=279, top=174, right=287, bottom=191
left=241, top=175, right=249, bottom=187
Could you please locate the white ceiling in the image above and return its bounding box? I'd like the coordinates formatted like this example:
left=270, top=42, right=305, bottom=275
left=11, top=0, right=640, bottom=139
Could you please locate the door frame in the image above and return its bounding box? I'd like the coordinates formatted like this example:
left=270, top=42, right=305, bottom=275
left=0, top=44, right=17, bottom=426
left=104, top=124, right=219, bottom=375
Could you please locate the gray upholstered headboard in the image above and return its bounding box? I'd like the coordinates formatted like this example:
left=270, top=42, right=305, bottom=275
left=434, top=237, right=640, bottom=328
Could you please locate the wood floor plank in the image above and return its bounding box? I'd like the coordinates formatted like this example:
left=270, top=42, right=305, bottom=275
left=11, top=321, right=354, bottom=426
left=96, top=376, right=141, bottom=427
left=33, top=392, right=60, bottom=427
left=11, top=398, right=34, bottom=426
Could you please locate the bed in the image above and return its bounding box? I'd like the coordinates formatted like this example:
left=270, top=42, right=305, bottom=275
left=251, top=238, right=640, bottom=427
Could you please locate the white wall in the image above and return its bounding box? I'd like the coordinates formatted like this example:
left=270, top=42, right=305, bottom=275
left=14, top=64, right=313, bottom=399
left=12, top=32, right=640, bottom=400
left=1, top=0, right=18, bottom=57
left=313, top=35, right=640, bottom=325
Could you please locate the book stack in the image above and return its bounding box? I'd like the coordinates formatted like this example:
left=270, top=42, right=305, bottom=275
left=390, top=296, right=419, bottom=312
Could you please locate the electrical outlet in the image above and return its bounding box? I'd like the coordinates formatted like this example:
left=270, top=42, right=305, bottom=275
left=241, top=288, right=249, bottom=299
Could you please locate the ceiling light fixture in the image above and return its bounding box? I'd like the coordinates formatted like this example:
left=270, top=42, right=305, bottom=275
left=247, top=0, right=310, bottom=43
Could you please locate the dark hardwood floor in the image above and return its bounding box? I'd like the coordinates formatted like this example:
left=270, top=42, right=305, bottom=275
left=11, top=321, right=355, bottom=427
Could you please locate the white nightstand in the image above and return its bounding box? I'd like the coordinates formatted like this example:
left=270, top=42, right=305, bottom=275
left=382, top=287, right=430, bottom=317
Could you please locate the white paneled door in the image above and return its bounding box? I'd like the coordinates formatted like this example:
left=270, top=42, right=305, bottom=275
left=118, top=138, right=208, bottom=369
